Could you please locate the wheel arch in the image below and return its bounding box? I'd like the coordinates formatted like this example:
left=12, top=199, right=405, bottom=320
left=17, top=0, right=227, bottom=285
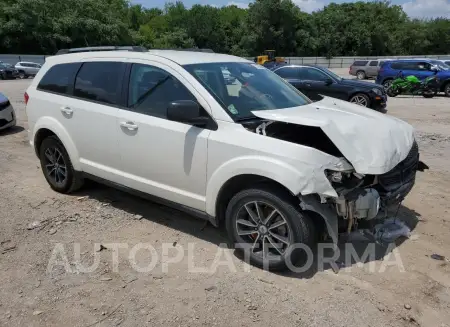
left=213, top=174, right=295, bottom=225
left=32, top=117, right=81, bottom=170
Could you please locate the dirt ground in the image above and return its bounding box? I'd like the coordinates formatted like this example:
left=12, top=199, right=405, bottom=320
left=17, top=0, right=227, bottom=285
left=0, top=75, right=449, bottom=327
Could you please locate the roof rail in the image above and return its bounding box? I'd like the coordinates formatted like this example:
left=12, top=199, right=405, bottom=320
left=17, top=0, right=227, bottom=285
left=55, top=46, right=148, bottom=55
left=151, top=48, right=215, bottom=53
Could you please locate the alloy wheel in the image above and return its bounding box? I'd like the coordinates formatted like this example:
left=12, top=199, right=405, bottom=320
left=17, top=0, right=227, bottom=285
left=235, top=201, right=291, bottom=260
left=43, top=147, right=67, bottom=185
left=350, top=95, right=368, bottom=107
left=357, top=72, right=365, bottom=79
left=18, top=72, right=25, bottom=79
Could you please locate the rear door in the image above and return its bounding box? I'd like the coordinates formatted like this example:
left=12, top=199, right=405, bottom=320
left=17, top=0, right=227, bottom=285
left=66, top=59, right=126, bottom=182
left=273, top=66, right=304, bottom=89
left=366, top=60, right=379, bottom=77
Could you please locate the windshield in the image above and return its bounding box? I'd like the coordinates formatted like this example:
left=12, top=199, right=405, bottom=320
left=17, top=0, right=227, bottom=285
left=430, top=60, right=449, bottom=70
left=183, top=62, right=311, bottom=120
left=319, top=67, right=343, bottom=81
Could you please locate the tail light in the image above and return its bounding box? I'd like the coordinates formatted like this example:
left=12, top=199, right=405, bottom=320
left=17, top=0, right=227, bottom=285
left=24, top=92, right=29, bottom=105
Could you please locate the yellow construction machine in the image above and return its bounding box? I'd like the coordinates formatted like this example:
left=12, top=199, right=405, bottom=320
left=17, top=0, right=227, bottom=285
left=255, top=50, right=286, bottom=66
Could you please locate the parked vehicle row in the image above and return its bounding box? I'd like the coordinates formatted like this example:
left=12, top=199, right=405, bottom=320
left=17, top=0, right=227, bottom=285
left=0, top=61, right=42, bottom=80
left=376, top=59, right=450, bottom=97
left=350, top=58, right=450, bottom=80
left=24, top=46, right=427, bottom=271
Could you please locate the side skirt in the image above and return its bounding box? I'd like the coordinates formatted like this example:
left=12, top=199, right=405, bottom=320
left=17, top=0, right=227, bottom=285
left=82, top=172, right=219, bottom=227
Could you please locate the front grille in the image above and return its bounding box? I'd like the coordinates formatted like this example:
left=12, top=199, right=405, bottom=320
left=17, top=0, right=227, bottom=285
left=377, top=141, right=419, bottom=206
left=379, top=141, right=419, bottom=190
left=0, top=101, right=10, bottom=111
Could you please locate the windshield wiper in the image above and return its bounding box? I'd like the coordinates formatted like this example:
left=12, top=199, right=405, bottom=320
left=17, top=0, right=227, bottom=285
left=235, top=115, right=261, bottom=122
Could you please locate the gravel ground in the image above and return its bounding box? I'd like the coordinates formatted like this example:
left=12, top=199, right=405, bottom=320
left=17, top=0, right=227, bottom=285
left=0, top=76, right=449, bottom=327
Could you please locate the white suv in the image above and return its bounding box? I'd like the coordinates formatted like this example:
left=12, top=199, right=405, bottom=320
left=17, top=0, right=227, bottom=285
left=26, top=48, right=427, bottom=270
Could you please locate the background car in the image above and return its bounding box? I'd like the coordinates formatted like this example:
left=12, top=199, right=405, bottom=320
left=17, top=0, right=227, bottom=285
left=376, top=59, right=450, bottom=96
left=349, top=59, right=392, bottom=79
left=0, top=63, right=19, bottom=79
left=0, top=92, right=16, bottom=131
left=273, top=64, right=387, bottom=111
left=14, top=61, right=42, bottom=79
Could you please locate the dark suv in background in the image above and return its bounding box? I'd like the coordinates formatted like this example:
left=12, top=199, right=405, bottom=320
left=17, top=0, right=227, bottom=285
left=273, top=64, right=387, bottom=112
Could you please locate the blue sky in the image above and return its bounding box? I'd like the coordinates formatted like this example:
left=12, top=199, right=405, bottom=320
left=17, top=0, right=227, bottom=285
left=131, top=0, right=450, bottom=18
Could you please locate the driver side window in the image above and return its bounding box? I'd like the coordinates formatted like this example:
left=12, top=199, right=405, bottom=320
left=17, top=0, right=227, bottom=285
left=128, top=64, right=196, bottom=118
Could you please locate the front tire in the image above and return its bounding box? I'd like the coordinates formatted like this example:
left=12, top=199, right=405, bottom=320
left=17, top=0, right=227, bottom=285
left=39, top=136, right=84, bottom=193
left=225, top=186, right=316, bottom=271
left=18, top=72, right=26, bottom=79
left=349, top=93, right=370, bottom=107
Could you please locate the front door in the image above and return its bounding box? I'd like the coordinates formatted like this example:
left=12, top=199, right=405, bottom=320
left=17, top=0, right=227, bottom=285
left=298, top=67, right=344, bottom=101
left=116, top=61, right=210, bottom=211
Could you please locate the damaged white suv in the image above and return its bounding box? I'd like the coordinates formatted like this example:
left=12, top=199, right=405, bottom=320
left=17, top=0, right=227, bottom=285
left=26, top=48, right=427, bottom=270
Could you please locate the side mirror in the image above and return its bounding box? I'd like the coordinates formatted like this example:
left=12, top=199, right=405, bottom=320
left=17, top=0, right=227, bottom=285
left=430, top=65, right=439, bottom=72
left=167, top=100, right=209, bottom=127
left=325, top=78, right=333, bottom=85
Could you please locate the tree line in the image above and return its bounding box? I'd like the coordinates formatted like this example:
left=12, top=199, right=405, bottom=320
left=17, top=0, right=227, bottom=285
left=0, top=0, right=449, bottom=57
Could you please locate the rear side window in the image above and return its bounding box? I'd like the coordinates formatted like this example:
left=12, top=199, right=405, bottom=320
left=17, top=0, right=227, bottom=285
left=274, top=67, right=299, bottom=79
left=353, top=60, right=368, bottom=66
left=37, top=63, right=81, bottom=95
left=74, top=62, right=124, bottom=106
left=369, top=61, right=378, bottom=66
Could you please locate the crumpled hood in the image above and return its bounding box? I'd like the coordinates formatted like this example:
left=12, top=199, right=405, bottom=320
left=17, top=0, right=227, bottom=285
left=252, top=96, right=415, bottom=175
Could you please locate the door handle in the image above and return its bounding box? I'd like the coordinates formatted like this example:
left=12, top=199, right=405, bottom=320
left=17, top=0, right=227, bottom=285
left=120, top=121, right=138, bottom=131
left=60, top=106, right=73, bottom=115
left=305, top=83, right=311, bottom=87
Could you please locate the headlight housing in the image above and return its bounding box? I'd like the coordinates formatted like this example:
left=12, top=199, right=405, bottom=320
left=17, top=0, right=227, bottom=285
left=372, top=88, right=383, bottom=96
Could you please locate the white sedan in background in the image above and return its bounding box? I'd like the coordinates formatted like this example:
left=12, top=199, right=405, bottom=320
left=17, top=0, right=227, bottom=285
left=0, top=92, right=16, bottom=131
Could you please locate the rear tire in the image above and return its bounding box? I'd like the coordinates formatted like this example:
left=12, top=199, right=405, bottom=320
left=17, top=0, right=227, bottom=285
left=225, top=186, right=316, bottom=271
left=422, top=90, right=435, bottom=98
left=382, top=79, right=393, bottom=90
left=444, top=83, right=450, bottom=97
left=356, top=71, right=366, bottom=80
left=387, top=87, right=398, bottom=97
left=39, top=136, right=84, bottom=193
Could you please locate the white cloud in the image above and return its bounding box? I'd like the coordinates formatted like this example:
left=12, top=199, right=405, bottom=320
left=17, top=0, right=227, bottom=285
left=293, top=0, right=325, bottom=13
left=402, top=0, right=450, bottom=18
left=227, top=1, right=249, bottom=9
